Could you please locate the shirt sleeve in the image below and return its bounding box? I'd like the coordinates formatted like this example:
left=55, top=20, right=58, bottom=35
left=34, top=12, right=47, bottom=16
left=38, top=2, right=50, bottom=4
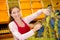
left=23, top=9, right=42, bottom=24
left=8, top=22, right=34, bottom=40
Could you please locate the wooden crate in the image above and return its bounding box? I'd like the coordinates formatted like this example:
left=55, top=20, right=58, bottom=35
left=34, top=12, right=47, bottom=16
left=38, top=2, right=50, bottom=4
left=21, top=9, right=32, bottom=17
left=20, top=0, right=30, bottom=2
left=31, top=2, right=42, bottom=9
left=31, top=0, right=40, bottom=1
left=42, top=0, right=51, bottom=8
left=0, top=2, right=7, bottom=10
left=52, top=0, right=60, bottom=7
left=0, top=11, right=9, bottom=24
left=20, top=2, right=31, bottom=9
left=0, top=0, right=6, bottom=3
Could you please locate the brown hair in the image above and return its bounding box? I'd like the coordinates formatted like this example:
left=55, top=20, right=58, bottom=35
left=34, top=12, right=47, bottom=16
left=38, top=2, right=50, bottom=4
left=9, top=6, right=20, bottom=21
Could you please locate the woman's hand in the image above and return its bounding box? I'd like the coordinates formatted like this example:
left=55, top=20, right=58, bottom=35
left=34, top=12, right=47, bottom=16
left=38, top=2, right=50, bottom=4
left=32, top=23, right=42, bottom=32
left=29, top=24, right=34, bottom=29
left=42, top=8, right=51, bottom=16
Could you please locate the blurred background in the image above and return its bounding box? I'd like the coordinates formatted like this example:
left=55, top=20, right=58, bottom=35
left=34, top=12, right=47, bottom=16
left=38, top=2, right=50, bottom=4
left=0, top=0, right=60, bottom=40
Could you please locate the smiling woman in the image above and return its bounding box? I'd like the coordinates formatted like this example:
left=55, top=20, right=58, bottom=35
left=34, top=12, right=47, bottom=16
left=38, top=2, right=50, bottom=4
left=8, top=6, right=50, bottom=40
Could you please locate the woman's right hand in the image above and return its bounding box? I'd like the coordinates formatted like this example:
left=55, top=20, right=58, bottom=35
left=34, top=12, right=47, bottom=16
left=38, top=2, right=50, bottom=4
left=32, top=23, right=42, bottom=32
left=42, top=8, right=51, bottom=16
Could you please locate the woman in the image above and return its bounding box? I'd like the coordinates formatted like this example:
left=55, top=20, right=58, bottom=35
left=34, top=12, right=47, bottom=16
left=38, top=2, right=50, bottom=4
left=8, top=6, right=50, bottom=40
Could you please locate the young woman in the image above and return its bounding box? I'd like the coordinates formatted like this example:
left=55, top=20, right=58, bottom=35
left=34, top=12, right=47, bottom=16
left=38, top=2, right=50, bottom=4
left=8, top=6, right=51, bottom=40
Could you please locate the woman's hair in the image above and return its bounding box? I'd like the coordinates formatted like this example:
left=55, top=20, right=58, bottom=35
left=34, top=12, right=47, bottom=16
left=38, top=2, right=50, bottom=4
left=9, top=6, right=20, bottom=22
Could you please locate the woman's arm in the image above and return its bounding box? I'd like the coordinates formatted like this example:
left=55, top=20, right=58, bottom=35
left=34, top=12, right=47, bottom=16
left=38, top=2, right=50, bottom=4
left=8, top=22, right=34, bottom=40
left=23, top=9, right=50, bottom=24
left=23, top=9, right=42, bottom=24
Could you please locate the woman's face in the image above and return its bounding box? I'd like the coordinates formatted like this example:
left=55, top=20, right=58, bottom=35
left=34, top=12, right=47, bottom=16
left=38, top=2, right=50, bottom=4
left=11, top=7, right=21, bottom=19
